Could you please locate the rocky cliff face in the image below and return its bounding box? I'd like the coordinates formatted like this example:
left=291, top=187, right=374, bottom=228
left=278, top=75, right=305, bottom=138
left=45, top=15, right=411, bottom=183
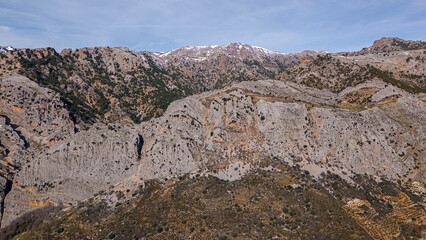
left=136, top=79, right=424, bottom=183
left=2, top=79, right=424, bottom=236
left=0, top=74, right=75, bottom=179
left=0, top=38, right=425, bottom=239
left=0, top=74, right=75, bottom=225
left=1, top=124, right=142, bottom=227
left=0, top=75, right=75, bottom=147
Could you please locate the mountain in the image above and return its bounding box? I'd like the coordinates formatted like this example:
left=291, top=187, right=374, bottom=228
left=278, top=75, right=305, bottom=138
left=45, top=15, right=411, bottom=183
left=0, top=43, right=310, bottom=126
left=0, top=37, right=425, bottom=239
left=359, top=37, right=426, bottom=54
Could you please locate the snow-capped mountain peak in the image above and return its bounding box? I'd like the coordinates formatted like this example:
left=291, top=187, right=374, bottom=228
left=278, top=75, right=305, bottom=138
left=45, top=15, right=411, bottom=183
left=0, top=46, right=14, bottom=52
left=148, top=43, right=287, bottom=64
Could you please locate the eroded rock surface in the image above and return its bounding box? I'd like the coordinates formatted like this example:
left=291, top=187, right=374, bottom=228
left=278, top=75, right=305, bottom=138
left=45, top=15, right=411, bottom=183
left=137, top=80, right=424, bottom=184
left=0, top=38, right=424, bottom=236
left=1, top=78, right=424, bottom=228
left=0, top=74, right=75, bottom=226
left=2, top=124, right=142, bottom=226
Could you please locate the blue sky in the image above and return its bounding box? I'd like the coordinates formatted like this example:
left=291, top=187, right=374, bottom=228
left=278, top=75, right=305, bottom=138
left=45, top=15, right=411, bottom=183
left=0, top=0, right=425, bottom=53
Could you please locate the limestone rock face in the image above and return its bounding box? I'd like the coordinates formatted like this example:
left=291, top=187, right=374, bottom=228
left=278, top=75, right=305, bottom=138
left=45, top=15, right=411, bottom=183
left=0, top=115, right=28, bottom=223
left=0, top=74, right=75, bottom=148
left=1, top=79, right=424, bottom=228
left=0, top=38, right=424, bottom=232
left=2, top=124, right=142, bottom=227
left=137, top=97, right=206, bottom=180
left=136, top=80, right=424, bottom=184
left=0, top=75, right=75, bottom=226
left=0, top=176, right=11, bottom=226
left=0, top=116, right=30, bottom=178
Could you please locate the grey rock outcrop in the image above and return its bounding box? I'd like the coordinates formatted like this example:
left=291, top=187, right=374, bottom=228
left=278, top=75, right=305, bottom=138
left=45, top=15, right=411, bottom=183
left=1, top=124, right=142, bottom=227
left=0, top=74, right=75, bottom=226
left=0, top=176, right=11, bottom=226
left=0, top=37, right=425, bottom=231
left=1, top=79, right=424, bottom=228
left=0, top=74, right=75, bottom=148
left=137, top=80, right=424, bottom=183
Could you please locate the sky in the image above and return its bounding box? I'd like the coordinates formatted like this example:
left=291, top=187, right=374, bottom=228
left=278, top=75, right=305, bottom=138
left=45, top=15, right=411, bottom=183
left=0, top=0, right=425, bottom=53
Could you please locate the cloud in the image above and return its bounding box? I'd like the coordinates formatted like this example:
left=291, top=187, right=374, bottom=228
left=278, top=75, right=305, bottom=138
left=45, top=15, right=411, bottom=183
left=0, top=25, right=11, bottom=31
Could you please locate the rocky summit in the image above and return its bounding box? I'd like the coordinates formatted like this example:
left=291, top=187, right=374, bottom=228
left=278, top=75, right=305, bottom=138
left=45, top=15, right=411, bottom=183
left=0, top=37, right=425, bottom=239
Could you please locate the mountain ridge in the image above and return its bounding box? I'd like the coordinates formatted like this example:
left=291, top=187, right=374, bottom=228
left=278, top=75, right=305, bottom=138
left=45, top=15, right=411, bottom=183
left=0, top=37, right=425, bottom=239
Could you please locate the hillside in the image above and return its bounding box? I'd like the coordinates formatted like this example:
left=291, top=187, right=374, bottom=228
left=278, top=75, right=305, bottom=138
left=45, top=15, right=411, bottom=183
left=0, top=37, right=425, bottom=239
left=0, top=44, right=308, bottom=125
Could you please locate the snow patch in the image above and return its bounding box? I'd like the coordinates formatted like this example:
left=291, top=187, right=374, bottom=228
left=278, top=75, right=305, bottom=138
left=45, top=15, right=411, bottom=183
left=0, top=46, right=14, bottom=53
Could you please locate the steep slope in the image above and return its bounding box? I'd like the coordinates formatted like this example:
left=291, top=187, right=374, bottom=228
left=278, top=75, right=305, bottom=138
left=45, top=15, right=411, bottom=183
left=0, top=44, right=309, bottom=125
left=0, top=38, right=425, bottom=238
left=1, top=124, right=142, bottom=227
left=1, top=79, right=424, bottom=239
left=5, top=169, right=424, bottom=240
left=281, top=38, right=425, bottom=94
left=0, top=38, right=423, bottom=126
left=142, top=43, right=317, bottom=92
left=0, top=74, right=75, bottom=225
